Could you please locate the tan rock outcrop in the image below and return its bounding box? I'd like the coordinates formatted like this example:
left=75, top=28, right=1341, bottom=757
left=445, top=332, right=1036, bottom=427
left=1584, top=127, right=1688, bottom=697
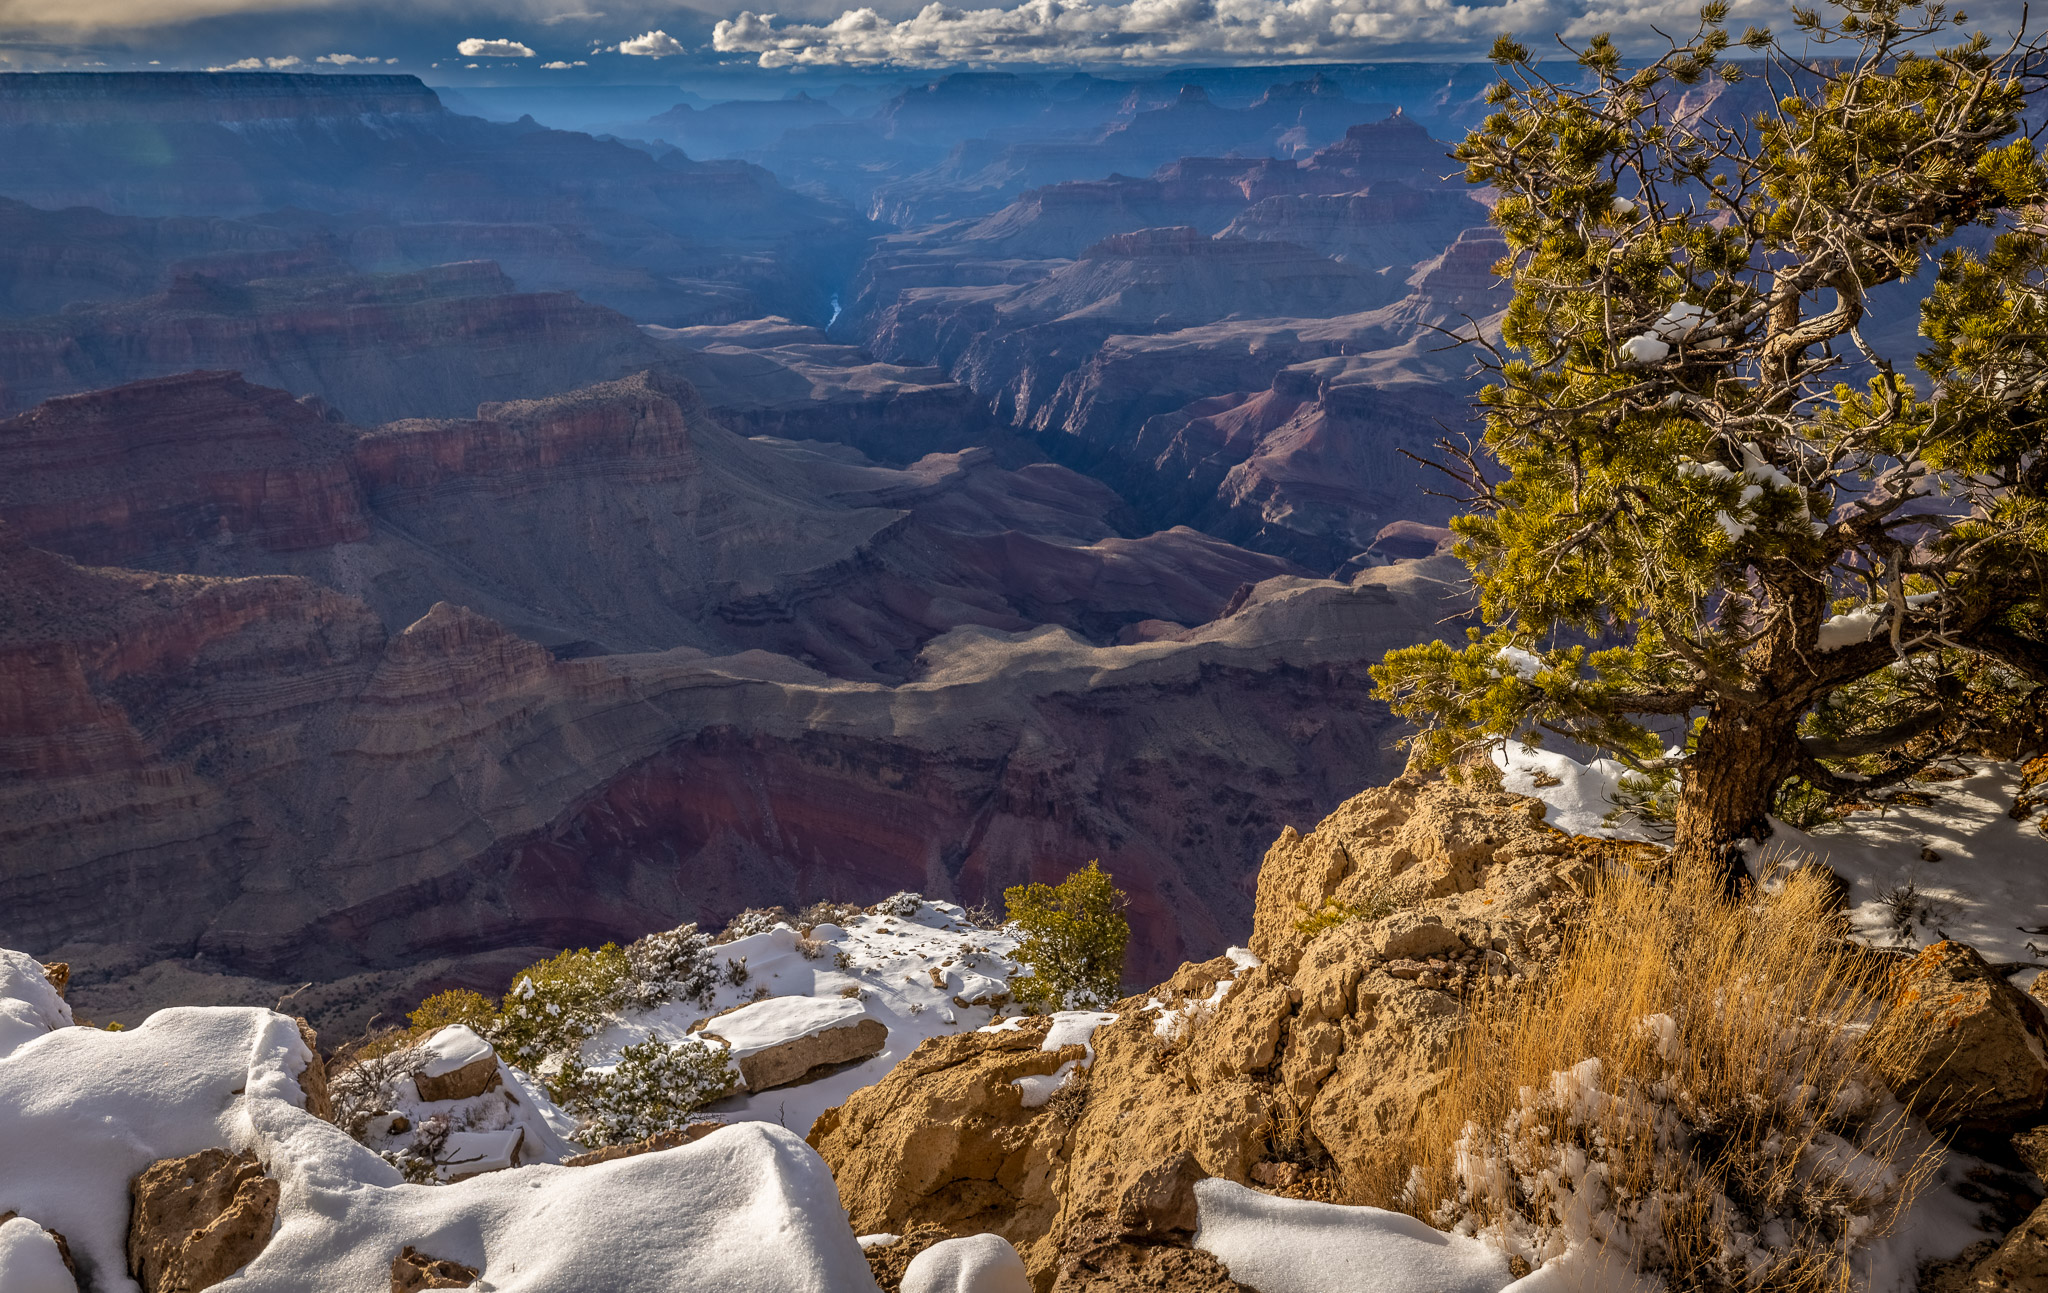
left=810, top=1016, right=1087, bottom=1254
left=1956, top=1198, right=2048, bottom=1292
left=724, top=1017, right=889, bottom=1092
left=814, top=777, right=1594, bottom=1290
left=128, top=1149, right=279, bottom=1293
left=1878, top=940, right=2048, bottom=1126
left=293, top=1018, right=332, bottom=1122
left=38, top=962, right=67, bottom=998
left=412, top=1054, right=500, bottom=1104
left=389, top=1246, right=480, bottom=1292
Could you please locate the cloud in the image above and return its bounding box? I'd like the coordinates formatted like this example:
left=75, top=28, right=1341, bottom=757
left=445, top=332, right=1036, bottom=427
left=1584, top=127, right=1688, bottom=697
left=616, top=28, right=686, bottom=55
left=540, top=9, right=606, bottom=22
left=315, top=52, right=381, bottom=64
left=204, top=53, right=301, bottom=69
left=456, top=36, right=537, bottom=57
left=540, top=58, right=590, bottom=66
left=710, top=0, right=1842, bottom=65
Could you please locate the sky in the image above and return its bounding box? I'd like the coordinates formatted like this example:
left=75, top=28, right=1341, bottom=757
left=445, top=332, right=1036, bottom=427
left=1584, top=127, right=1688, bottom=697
left=0, top=0, right=2032, bottom=81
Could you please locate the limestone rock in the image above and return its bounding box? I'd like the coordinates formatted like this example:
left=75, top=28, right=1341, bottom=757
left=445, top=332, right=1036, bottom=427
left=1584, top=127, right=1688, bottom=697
left=865, top=1224, right=956, bottom=1292
left=1957, top=1198, right=2048, bottom=1292
left=1879, top=941, right=2048, bottom=1125
left=815, top=775, right=1594, bottom=1290
left=293, top=1017, right=332, bottom=1122
left=128, top=1149, right=279, bottom=1293
left=2012, top=1124, right=2048, bottom=1178
left=810, top=1016, right=1084, bottom=1251
left=412, top=1026, right=501, bottom=1103
left=702, top=1000, right=889, bottom=1092
left=1052, top=1222, right=1250, bottom=1293
left=39, top=962, right=66, bottom=998
left=389, top=1246, right=480, bottom=1292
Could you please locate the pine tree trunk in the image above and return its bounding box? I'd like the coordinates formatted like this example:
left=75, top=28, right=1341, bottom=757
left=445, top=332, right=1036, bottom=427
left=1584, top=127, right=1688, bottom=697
left=1672, top=705, right=1801, bottom=890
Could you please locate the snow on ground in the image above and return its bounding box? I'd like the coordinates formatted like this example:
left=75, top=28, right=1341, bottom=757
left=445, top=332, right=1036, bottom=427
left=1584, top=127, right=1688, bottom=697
left=979, top=1009, right=1116, bottom=1107
left=1193, top=1179, right=1515, bottom=1293
left=0, top=959, right=879, bottom=1292
left=1499, top=743, right=2048, bottom=973
left=583, top=899, right=1021, bottom=1135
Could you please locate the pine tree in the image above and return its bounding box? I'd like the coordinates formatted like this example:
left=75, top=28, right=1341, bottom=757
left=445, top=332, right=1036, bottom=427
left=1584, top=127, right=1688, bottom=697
left=1372, top=0, right=2048, bottom=880
left=1006, top=862, right=1130, bottom=1012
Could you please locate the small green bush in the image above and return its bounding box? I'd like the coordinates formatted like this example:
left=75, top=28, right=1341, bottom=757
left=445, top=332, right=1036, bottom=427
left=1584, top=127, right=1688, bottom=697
left=574, top=1038, right=739, bottom=1146
left=491, top=943, right=631, bottom=1073
left=1006, top=861, right=1129, bottom=1013
left=408, top=989, right=496, bottom=1037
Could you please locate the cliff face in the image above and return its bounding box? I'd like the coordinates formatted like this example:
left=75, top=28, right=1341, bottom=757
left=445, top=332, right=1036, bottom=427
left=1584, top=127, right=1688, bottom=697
left=0, top=261, right=666, bottom=422
left=0, top=372, right=368, bottom=566
left=1, top=525, right=1469, bottom=1026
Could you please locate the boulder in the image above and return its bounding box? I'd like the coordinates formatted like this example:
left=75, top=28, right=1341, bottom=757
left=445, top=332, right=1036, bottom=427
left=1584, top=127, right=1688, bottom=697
left=1879, top=941, right=2048, bottom=1125
left=1956, top=1198, right=2048, bottom=1292
left=390, top=1246, right=480, bottom=1293
left=412, top=1025, right=500, bottom=1103
left=701, top=997, right=889, bottom=1091
left=1051, top=1222, right=1250, bottom=1293
left=2012, top=1124, right=2048, bottom=1178
left=128, top=1149, right=279, bottom=1293
left=39, top=962, right=67, bottom=998
left=817, top=777, right=1597, bottom=1290
left=902, top=1234, right=1032, bottom=1293
left=0, top=1215, right=79, bottom=1293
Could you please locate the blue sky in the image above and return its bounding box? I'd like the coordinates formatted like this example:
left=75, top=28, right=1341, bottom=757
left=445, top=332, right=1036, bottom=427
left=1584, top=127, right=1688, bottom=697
left=0, top=0, right=2031, bottom=79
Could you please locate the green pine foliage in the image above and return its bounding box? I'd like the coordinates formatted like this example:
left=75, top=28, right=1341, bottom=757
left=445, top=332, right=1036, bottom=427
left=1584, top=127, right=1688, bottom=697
left=1372, top=0, right=2048, bottom=867
left=572, top=1038, right=739, bottom=1147
left=1006, top=862, right=1130, bottom=1013
left=491, top=943, right=632, bottom=1073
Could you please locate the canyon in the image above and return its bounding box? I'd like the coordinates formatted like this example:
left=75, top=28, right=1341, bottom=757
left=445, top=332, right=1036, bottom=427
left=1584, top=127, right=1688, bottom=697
left=0, top=69, right=1505, bottom=1029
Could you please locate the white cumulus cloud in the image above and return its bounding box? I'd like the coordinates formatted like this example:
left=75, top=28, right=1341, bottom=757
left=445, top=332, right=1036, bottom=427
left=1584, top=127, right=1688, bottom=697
left=540, top=59, right=591, bottom=67
left=457, top=37, right=538, bottom=57
left=315, top=52, right=380, bottom=65
left=711, top=0, right=1794, bottom=66
left=617, top=28, right=687, bottom=55
left=205, top=54, right=302, bottom=70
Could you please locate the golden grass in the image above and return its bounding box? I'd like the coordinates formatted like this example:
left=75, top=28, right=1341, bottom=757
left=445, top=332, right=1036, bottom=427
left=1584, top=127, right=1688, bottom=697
left=1383, top=863, right=1940, bottom=1293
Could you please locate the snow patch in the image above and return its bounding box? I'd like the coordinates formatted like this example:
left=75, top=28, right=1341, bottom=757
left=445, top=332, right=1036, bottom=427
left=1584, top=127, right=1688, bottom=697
left=416, top=1023, right=493, bottom=1078
left=1193, top=1178, right=1514, bottom=1293
left=901, top=1232, right=1032, bottom=1293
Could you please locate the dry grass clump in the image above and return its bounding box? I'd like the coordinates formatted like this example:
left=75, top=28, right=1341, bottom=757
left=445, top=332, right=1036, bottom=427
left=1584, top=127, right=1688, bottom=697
left=1391, top=863, right=1939, bottom=1293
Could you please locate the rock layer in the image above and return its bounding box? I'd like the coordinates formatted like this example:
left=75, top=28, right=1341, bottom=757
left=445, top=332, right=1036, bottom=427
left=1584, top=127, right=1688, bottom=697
left=810, top=777, right=1593, bottom=1289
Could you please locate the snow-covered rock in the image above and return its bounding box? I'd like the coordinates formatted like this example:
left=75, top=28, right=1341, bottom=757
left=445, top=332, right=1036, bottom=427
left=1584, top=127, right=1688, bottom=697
left=699, top=995, right=888, bottom=1091
left=900, top=1233, right=1032, bottom=1293
left=1192, top=1178, right=1514, bottom=1293
left=0, top=951, right=71, bottom=1061
left=412, top=1024, right=499, bottom=1102
left=0, top=1216, right=76, bottom=1293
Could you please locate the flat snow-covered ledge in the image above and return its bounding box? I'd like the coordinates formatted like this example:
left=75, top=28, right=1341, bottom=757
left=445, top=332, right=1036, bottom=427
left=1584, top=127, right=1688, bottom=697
left=700, top=994, right=871, bottom=1058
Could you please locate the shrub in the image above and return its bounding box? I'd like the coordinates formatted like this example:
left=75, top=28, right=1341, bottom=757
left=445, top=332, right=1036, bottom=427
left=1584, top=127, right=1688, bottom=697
left=623, top=924, right=717, bottom=1008
left=1005, top=862, right=1128, bottom=1013
left=872, top=890, right=925, bottom=918
left=1382, top=864, right=1936, bottom=1292
left=716, top=908, right=789, bottom=942
left=491, top=943, right=630, bottom=1073
left=574, top=1038, right=739, bottom=1146
left=408, top=989, right=496, bottom=1037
